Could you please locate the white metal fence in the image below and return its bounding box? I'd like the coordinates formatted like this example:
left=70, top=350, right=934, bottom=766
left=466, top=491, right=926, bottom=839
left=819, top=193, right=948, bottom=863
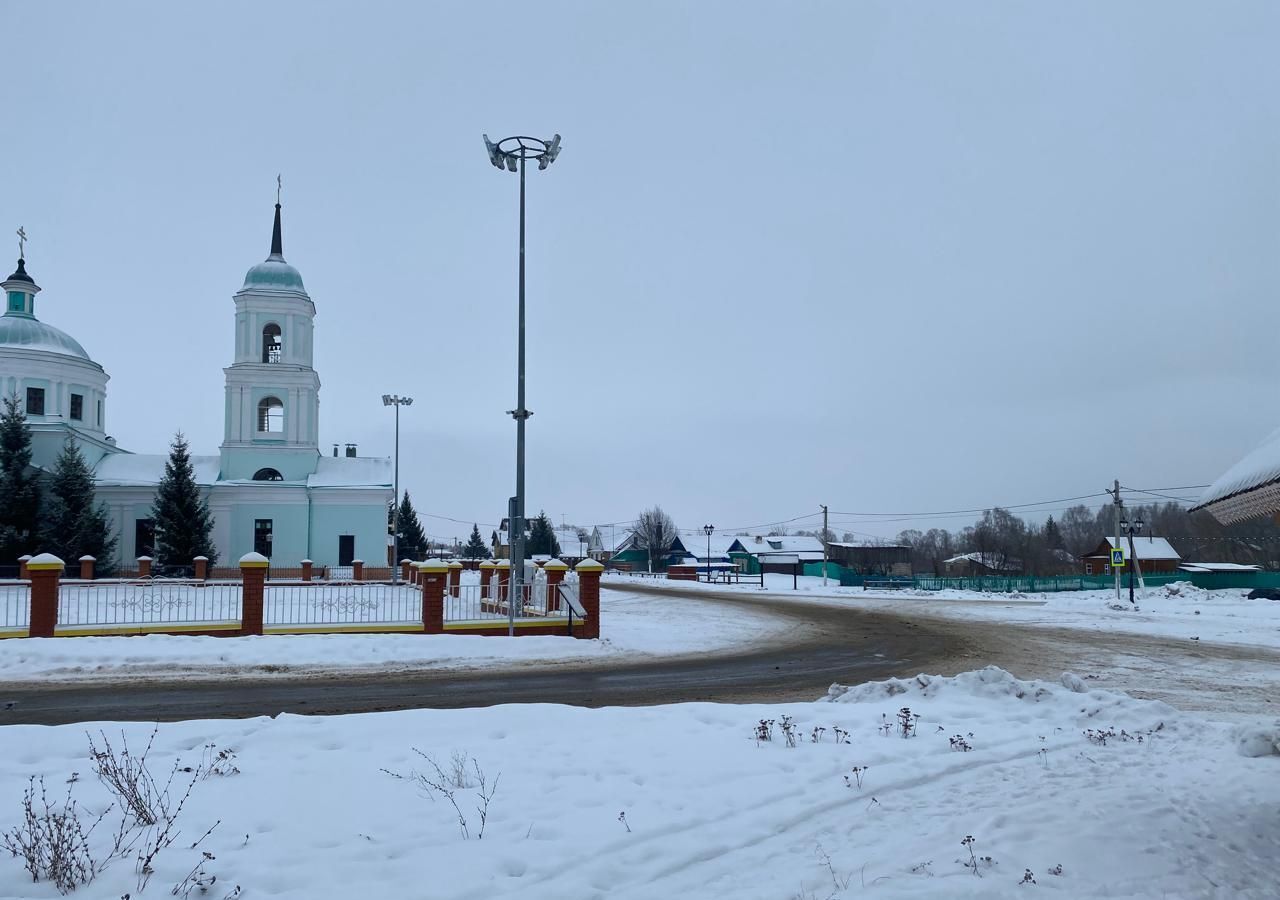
left=264, top=582, right=421, bottom=626
left=447, top=582, right=560, bottom=622
left=57, top=580, right=242, bottom=627
left=0, top=582, right=29, bottom=630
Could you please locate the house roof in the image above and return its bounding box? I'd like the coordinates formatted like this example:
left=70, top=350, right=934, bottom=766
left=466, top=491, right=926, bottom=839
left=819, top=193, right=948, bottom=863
left=943, top=552, right=1020, bottom=572
left=306, top=455, right=392, bottom=488
left=1083, top=537, right=1181, bottom=561
left=1192, top=424, right=1280, bottom=523
left=730, top=535, right=825, bottom=555
left=1178, top=562, right=1261, bottom=573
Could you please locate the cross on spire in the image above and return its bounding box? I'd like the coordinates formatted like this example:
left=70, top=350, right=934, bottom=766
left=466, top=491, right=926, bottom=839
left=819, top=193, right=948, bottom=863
left=276, top=174, right=282, bottom=206
left=16, top=226, right=27, bottom=260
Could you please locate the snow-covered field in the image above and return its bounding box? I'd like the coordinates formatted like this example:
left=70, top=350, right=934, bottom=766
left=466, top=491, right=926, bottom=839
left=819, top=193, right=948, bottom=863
left=630, top=573, right=1280, bottom=650
left=0, top=589, right=791, bottom=683
left=0, top=667, right=1275, bottom=899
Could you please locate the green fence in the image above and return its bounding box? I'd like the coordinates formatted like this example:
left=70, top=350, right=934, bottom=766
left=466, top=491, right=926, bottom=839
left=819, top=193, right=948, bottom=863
left=834, top=569, right=1280, bottom=593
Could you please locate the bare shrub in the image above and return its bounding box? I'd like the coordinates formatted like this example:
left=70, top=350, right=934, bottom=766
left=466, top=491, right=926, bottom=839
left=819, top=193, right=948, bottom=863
left=383, top=750, right=500, bottom=840
left=1, top=775, right=111, bottom=894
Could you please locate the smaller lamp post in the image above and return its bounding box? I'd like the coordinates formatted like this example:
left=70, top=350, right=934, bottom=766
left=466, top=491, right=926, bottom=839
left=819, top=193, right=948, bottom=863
left=703, top=524, right=715, bottom=583
left=1119, top=516, right=1144, bottom=605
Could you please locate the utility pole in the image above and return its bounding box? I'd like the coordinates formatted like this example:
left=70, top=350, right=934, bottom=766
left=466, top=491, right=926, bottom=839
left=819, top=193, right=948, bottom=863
left=1110, top=479, right=1122, bottom=600
left=821, top=504, right=829, bottom=587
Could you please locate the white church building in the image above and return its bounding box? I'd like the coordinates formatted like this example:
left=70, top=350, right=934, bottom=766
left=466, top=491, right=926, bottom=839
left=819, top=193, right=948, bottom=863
left=0, top=205, right=392, bottom=568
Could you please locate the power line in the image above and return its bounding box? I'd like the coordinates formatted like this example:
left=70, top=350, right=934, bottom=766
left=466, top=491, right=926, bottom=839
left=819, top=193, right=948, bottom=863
left=828, top=491, right=1111, bottom=519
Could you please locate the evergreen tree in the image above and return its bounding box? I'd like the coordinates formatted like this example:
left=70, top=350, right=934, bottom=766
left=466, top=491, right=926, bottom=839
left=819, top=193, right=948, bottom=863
left=151, top=432, right=217, bottom=567
left=1044, top=515, right=1064, bottom=551
left=42, top=437, right=118, bottom=575
left=394, top=491, right=428, bottom=560
left=526, top=511, right=561, bottom=557
left=463, top=523, right=491, bottom=559
left=0, top=395, right=41, bottom=563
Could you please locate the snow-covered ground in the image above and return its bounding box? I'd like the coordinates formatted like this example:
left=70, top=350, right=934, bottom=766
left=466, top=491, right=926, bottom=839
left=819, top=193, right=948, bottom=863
left=0, top=666, right=1275, bottom=899
left=626, top=573, right=1280, bottom=650
left=0, top=589, right=791, bottom=683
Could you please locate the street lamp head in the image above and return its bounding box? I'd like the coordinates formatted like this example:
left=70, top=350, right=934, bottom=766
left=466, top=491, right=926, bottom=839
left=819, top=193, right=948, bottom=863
left=403, top=397, right=413, bottom=406
left=382, top=394, right=392, bottom=406
left=703, top=524, right=714, bottom=536
left=483, top=134, right=564, bottom=174
left=1119, top=519, right=1128, bottom=531
left=1136, top=518, right=1145, bottom=531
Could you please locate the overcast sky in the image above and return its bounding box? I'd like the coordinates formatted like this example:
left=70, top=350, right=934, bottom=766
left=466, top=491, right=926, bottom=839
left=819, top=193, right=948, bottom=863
left=3, top=2, right=1278, bottom=544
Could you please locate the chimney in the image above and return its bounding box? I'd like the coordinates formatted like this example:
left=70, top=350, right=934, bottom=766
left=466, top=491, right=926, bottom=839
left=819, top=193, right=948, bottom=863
left=345, top=443, right=357, bottom=458
left=333, top=444, right=339, bottom=457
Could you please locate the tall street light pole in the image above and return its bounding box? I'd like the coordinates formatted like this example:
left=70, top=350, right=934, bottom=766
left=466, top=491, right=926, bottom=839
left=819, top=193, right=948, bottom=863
left=703, top=524, right=714, bottom=583
left=382, top=394, right=413, bottom=584
left=484, top=133, right=562, bottom=636
left=1119, top=514, right=1144, bottom=606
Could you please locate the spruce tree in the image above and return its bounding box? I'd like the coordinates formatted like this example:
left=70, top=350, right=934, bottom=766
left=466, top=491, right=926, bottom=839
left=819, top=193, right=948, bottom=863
left=394, top=491, right=428, bottom=561
left=463, top=523, right=491, bottom=559
left=42, top=437, right=118, bottom=574
left=526, top=511, right=561, bottom=557
left=151, top=432, right=217, bottom=567
left=0, top=395, right=41, bottom=563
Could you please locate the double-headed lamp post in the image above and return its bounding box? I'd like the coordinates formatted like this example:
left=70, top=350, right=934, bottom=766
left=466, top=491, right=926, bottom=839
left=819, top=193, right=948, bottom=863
left=703, top=524, right=715, bottom=583
left=483, top=132, right=562, bottom=637
left=382, top=394, right=413, bottom=584
left=1119, top=515, right=1144, bottom=605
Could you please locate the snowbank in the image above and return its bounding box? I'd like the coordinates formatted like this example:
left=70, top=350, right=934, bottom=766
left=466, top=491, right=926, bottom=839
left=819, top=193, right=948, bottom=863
left=0, top=668, right=1275, bottom=898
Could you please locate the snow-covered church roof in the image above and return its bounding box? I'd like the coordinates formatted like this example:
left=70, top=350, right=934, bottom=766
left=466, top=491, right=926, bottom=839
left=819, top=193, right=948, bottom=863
left=1192, top=424, right=1280, bottom=524
left=93, top=452, right=391, bottom=489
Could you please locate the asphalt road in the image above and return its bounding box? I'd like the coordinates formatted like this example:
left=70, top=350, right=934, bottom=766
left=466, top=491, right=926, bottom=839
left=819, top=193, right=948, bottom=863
left=0, top=589, right=976, bottom=725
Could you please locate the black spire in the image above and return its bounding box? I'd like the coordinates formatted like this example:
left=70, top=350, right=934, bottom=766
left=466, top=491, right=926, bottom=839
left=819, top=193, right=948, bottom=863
left=5, top=257, right=33, bottom=284
left=270, top=203, right=284, bottom=258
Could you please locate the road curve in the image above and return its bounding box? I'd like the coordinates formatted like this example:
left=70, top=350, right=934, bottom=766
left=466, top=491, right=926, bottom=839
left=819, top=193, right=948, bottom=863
left=0, top=589, right=976, bottom=725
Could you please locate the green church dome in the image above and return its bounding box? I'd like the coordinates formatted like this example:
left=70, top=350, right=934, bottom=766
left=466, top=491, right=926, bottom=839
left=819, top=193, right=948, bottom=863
left=242, top=258, right=306, bottom=292
left=0, top=315, right=94, bottom=362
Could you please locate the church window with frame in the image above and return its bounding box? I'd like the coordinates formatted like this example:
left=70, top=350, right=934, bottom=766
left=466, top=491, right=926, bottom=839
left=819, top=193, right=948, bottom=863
left=70, top=393, right=83, bottom=421
left=252, top=467, right=284, bottom=481
left=257, top=396, right=284, bottom=433
left=25, top=387, right=44, bottom=416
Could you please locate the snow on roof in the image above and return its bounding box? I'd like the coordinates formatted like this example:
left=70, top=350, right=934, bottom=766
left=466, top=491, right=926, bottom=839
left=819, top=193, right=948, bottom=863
left=674, top=534, right=741, bottom=558
left=943, top=552, right=1021, bottom=572
left=731, top=535, right=825, bottom=555
left=307, top=455, right=391, bottom=488
left=1098, top=537, right=1181, bottom=561
left=1193, top=424, right=1280, bottom=523
left=589, top=527, right=633, bottom=554
left=1178, top=562, right=1262, bottom=573
left=94, top=453, right=221, bottom=486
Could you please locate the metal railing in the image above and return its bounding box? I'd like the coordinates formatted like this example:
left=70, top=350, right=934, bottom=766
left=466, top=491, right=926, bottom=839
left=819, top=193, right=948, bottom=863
left=447, top=582, right=558, bottom=622
left=58, top=580, right=241, bottom=627
left=264, top=582, right=421, bottom=626
left=1, top=581, right=29, bottom=629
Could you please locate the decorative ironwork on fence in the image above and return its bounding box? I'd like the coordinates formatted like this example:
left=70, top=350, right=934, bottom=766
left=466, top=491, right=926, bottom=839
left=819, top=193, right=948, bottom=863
left=57, top=580, right=241, bottom=627
left=264, top=582, right=421, bottom=626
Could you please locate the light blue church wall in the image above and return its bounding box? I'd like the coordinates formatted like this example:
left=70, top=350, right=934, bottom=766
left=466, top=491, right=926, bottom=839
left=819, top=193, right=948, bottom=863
left=310, top=499, right=389, bottom=567
left=226, top=500, right=311, bottom=563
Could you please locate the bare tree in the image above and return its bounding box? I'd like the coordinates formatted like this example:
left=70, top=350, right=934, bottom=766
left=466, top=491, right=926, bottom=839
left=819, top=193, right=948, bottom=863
left=633, top=506, right=678, bottom=573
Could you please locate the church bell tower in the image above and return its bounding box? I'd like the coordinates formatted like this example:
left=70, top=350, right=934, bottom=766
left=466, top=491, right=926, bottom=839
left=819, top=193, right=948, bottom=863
left=219, top=194, right=322, bottom=482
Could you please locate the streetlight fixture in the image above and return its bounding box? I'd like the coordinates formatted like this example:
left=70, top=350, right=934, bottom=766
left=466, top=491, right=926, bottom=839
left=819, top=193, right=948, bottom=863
left=482, top=132, right=563, bottom=636
left=1118, top=516, right=1144, bottom=605
left=382, top=394, right=414, bottom=584
left=703, top=524, right=715, bottom=583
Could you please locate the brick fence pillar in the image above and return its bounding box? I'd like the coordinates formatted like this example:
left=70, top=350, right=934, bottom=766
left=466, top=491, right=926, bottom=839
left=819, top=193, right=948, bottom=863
left=78, top=555, right=95, bottom=581
left=543, top=558, right=568, bottom=612
left=27, top=553, right=64, bottom=638
left=18, top=555, right=31, bottom=580
left=400, top=559, right=413, bottom=582
left=301, top=559, right=313, bottom=582
left=447, top=560, right=463, bottom=598
left=575, top=558, right=603, bottom=639
left=137, top=556, right=152, bottom=579
left=478, top=560, right=496, bottom=599
left=420, top=559, right=448, bottom=634
left=352, top=559, right=364, bottom=582
left=193, top=555, right=208, bottom=581
left=240, top=551, right=269, bottom=636
left=495, top=560, right=511, bottom=606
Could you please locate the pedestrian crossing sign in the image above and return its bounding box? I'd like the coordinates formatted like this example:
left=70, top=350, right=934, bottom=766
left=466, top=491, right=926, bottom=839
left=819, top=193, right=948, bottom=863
left=1111, top=548, right=1125, bottom=567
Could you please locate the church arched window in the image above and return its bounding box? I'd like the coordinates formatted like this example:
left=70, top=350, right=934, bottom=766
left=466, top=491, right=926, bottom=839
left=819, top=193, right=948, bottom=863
left=262, top=323, right=282, bottom=363
left=252, top=467, right=284, bottom=481
left=257, top=396, right=284, bottom=433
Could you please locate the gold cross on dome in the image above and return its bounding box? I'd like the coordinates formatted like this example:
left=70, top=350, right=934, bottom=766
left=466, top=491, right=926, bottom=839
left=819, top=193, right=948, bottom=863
left=277, top=174, right=282, bottom=205
left=16, top=226, right=27, bottom=259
